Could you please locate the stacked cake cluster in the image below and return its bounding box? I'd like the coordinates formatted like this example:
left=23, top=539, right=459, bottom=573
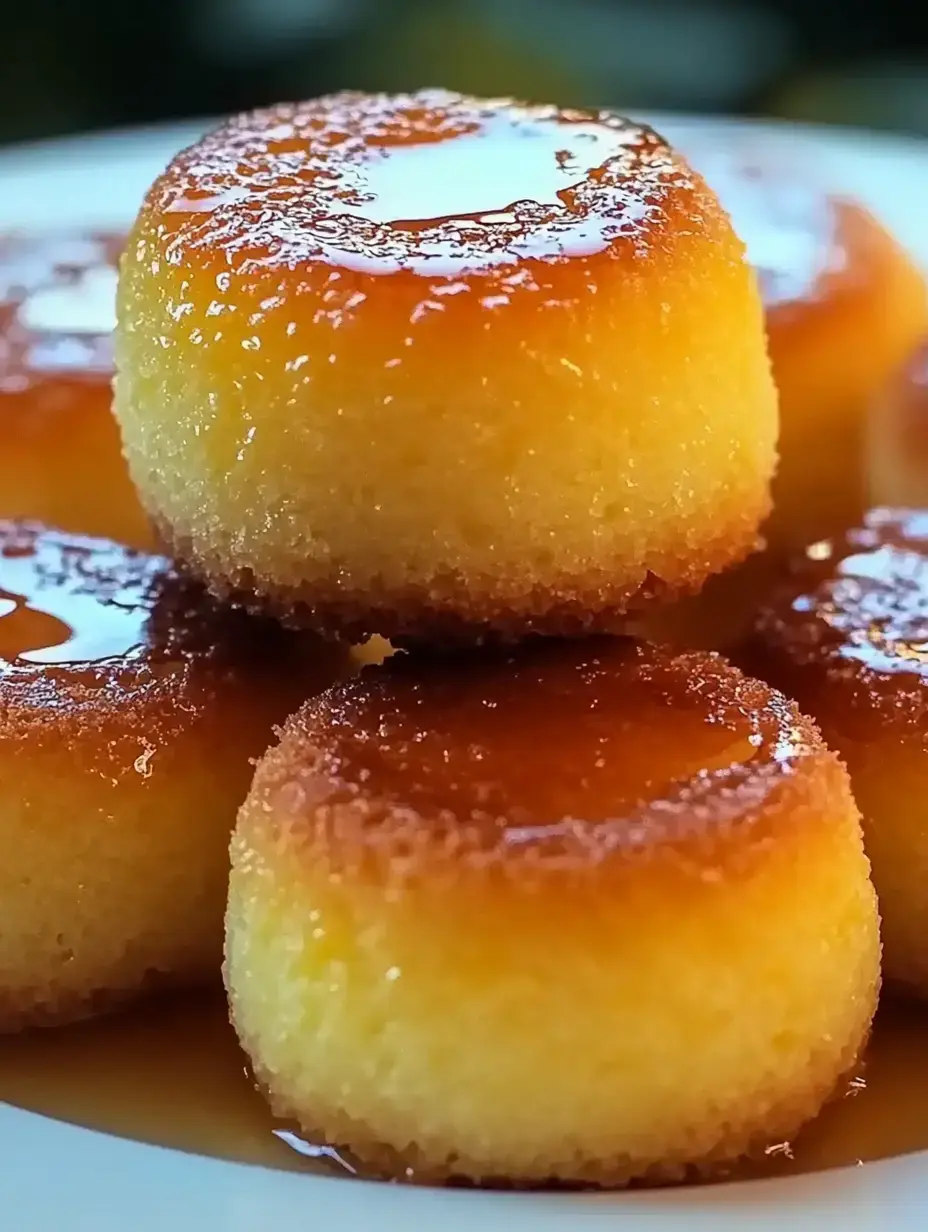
left=3, top=89, right=928, bottom=1187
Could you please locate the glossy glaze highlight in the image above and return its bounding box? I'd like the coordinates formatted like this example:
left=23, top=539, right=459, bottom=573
left=749, top=509, right=928, bottom=687
left=153, top=91, right=693, bottom=278
left=0, top=524, right=158, bottom=668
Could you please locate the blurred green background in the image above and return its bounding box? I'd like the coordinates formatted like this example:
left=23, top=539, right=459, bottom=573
left=3, top=0, right=928, bottom=145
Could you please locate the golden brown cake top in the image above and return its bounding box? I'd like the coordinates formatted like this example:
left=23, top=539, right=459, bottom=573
left=249, top=638, right=825, bottom=880
left=146, top=90, right=704, bottom=279
left=0, top=232, right=122, bottom=390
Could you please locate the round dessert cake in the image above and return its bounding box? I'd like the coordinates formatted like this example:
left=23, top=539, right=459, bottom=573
left=226, top=637, right=879, bottom=1186
left=115, top=90, right=777, bottom=643
left=0, top=520, right=345, bottom=1032
left=742, top=507, right=928, bottom=998
left=683, top=139, right=926, bottom=547
left=634, top=147, right=927, bottom=655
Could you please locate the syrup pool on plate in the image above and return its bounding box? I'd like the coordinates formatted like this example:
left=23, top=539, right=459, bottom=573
left=0, top=988, right=926, bottom=1182
left=0, top=527, right=156, bottom=669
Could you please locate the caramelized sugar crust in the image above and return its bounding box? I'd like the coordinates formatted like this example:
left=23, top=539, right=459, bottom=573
left=742, top=508, right=928, bottom=995
left=0, top=521, right=347, bottom=1032
left=116, top=90, right=776, bottom=642
left=0, top=233, right=153, bottom=548
left=678, top=140, right=927, bottom=547
left=226, top=639, right=879, bottom=1186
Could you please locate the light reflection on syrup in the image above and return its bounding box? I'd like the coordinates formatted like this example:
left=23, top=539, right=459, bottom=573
left=273, top=1129, right=358, bottom=1175
left=0, top=991, right=925, bottom=1187
left=158, top=90, right=693, bottom=277
left=785, top=511, right=928, bottom=679
left=310, top=113, right=640, bottom=229
left=0, top=524, right=160, bottom=670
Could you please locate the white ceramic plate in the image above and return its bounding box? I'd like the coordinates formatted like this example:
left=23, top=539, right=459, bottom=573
left=1, top=114, right=927, bottom=1232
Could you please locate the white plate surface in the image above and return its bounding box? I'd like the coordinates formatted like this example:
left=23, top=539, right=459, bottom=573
left=0, top=113, right=927, bottom=1232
